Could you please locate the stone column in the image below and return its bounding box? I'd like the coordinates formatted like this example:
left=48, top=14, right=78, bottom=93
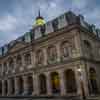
left=20, top=55, right=25, bottom=71
left=15, top=77, right=19, bottom=95
left=75, top=64, right=89, bottom=99
left=8, top=79, right=12, bottom=96
left=33, top=74, right=39, bottom=95
left=56, top=43, right=61, bottom=62
left=58, top=70, right=66, bottom=96
left=32, top=52, right=36, bottom=68
left=2, top=80, right=5, bottom=96
left=43, top=48, right=48, bottom=65
left=46, top=72, right=52, bottom=96
left=30, top=51, right=34, bottom=66
left=13, top=57, right=17, bottom=73
left=75, top=67, right=82, bottom=96
left=23, top=76, right=28, bottom=95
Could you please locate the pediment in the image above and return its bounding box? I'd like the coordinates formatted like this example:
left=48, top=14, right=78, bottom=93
left=8, top=41, right=27, bottom=53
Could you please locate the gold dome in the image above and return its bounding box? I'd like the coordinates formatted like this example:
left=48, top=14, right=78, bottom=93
left=35, top=10, right=45, bottom=26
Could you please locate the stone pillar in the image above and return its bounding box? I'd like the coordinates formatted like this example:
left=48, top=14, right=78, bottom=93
left=56, top=43, right=61, bottom=62
left=43, top=48, right=48, bottom=65
left=30, top=51, right=34, bottom=66
left=46, top=72, right=52, bottom=96
left=2, top=80, right=5, bottom=96
left=23, top=76, right=28, bottom=95
left=8, top=79, right=12, bottom=96
left=80, top=64, right=89, bottom=97
left=32, top=52, right=36, bottom=68
left=33, top=74, right=39, bottom=95
left=75, top=64, right=89, bottom=99
left=15, top=77, right=19, bottom=95
left=19, top=55, right=25, bottom=71
left=75, top=67, right=82, bottom=96
left=58, top=70, right=66, bottom=96
left=13, top=57, right=17, bottom=73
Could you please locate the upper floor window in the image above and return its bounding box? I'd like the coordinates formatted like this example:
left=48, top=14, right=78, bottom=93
left=8, top=58, right=14, bottom=72
left=47, top=45, right=57, bottom=64
left=36, top=49, right=44, bottom=66
left=24, top=53, right=31, bottom=65
left=61, top=41, right=70, bottom=60
left=16, top=55, right=22, bottom=67
left=3, top=62, right=7, bottom=74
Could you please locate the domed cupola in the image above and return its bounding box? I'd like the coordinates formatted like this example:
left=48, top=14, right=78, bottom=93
left=35, top=10, right=45, bottom=26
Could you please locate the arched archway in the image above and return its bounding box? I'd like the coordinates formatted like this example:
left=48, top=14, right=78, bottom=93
left=17, top=77, right=24, bottom=95
left=89, top=68, right=98, bottom=94
left=50, top=72, right=60, bottom=94
left=0, top=81, right=2, bottom=95
left=10, top=79, right=15, bottom=95
left=65, top=69, right=77, bottom=93
left=39, top=74, right=47, bottom=94
left=27, top=76, right=33, bottom=95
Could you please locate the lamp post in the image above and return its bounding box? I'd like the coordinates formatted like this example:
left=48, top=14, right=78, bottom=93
left=77, top=67, right=86, bottom=99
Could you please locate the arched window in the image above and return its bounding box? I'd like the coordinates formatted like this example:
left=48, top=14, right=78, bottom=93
left=50, top=72, right=60, bottom=94
left=27, top=76, right=33, bottom=95
left=0, top=81, right=2, bottom=95
left=36, top=50, right=44, bottom=66
left=89, top=68, right=98, bottom=94
left=24, top=53, right=31, bottom=65
left=3, top=63, right=7, bottom=75
left=16, top=55, right=22, bottom=67
left=4, top=80, right=8, bottom=95
left=61, top=41, right=70, bottom=60
left=39, top=74, right=47, bottom=94
left=83, top=40, right=93, bottom=57
left=47, top=46, right=57, bottom=64
left=9, top=58, right=14, bottom=73
left=17, top=77, right=24, bottom=95
left=65, top=69, right=77, bottom=93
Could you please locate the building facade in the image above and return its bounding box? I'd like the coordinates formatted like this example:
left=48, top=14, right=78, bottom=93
left=0, top=11, right=100, bottom=99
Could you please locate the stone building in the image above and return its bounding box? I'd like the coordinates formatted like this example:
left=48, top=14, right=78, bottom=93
left=0, top=11, right=100, bottom=99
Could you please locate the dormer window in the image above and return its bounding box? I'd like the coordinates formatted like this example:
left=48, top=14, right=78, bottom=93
left=52, top=19, right=58, bottom=31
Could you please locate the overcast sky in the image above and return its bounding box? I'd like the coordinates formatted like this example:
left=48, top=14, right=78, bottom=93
left=0, top=0, right=100, bottom=46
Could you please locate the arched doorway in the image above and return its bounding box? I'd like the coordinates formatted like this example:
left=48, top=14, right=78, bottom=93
left=4, top=80, right=8, bottom=95
left=0, top=81, right=2, bottom=95
left=50, top=72, right=60, bottom=94
left=39, top=74, right=47, bottom=94
left=18, top=77, right=24, bottom=95
left=10, top=79, right=15, bottom=95
left=65, top=69, right=77, bottom=93
left=89, top=68, right=98, bottom=94
left=27, top=76, right=33, bottom=95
